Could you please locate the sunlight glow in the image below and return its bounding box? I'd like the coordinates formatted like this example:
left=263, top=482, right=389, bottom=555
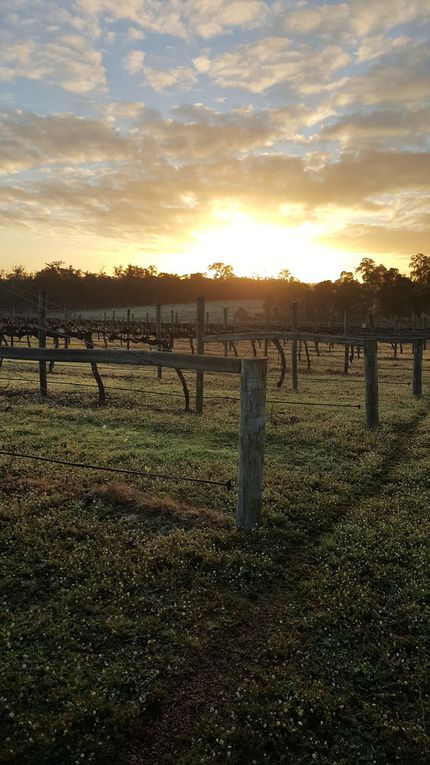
left=189, top=213, right=347, bottom=282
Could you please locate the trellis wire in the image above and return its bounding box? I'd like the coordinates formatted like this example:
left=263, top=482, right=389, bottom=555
left=0, top=449, right=233, bottom=489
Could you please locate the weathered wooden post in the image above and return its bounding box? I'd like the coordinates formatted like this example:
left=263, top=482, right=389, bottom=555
left=156, top=303, right=162, bottom=380
left=64, top=305, right=70, bottom=349
left=223, top=307, right=228, bottom=357
left=364, top=339, right=379, bottom=428
left=393, top=316, right=399, bottom=359
left=343, top=310, right=349, bottom=374
left=126, top=308, right=131, bottom=351
left=236, top=358, right=267, bottom=531
left=291, top=301, right=298, bottom=391
left=196, top=296, right=205, bottom=414
left=38, top=290, right=48, bottom=398
left=412, top=339, right=423, bottom=397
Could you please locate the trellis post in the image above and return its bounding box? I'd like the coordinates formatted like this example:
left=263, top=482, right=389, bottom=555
left=364, top=339, right=378, bottom=428
left=38, top=290, right=48, bottom=398
left=343, top=310, right=349, bottom=374
left=196, top=296, right=205, bottom=414
left=236, top=358, right=267, bottom=530
left=126, top=308, right=131, bottom=351
left=156, top=303, right=162, bottom=380
left=413, top=339, right=423, bottom=397
left=291, top=301, right=298, bottom=391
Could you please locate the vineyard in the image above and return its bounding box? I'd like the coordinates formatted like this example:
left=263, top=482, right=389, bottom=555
left=1, top=297, right=430, bottom=764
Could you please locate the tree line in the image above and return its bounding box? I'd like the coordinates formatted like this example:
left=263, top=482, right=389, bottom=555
left=1, top=255, right=430, bottom=324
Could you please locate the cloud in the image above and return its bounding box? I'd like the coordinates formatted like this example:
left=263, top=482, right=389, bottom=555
left=124, top=50, right=145, bottom=75
left=127, top=26, right=145, bottom=41
left=321, top=223, right=430, bottom=258
left=75, top=0, right=271, bottom=39
left=356, top=33, right=411, bottom=63
left=320, top=107, right=430, bottom=151
left=281, top=0, right=429, bottom=40
left=0, top=8, right=106, bottom=94
left=148, top=106, right=277, bottom=158
left=142, top=65, right=197, bottom=92
left=0, top=110, right=131, bottom=173
left=193, top=37, right=350, bottom=93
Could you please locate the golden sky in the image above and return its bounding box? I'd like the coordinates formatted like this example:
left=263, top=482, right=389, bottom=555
left=1, top=0, right=429, bottom=280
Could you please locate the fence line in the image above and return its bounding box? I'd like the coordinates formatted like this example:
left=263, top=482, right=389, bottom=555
left=0, top=343, right=266, bottom=531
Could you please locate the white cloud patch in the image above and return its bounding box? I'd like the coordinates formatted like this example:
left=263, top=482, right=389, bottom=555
left=142, top=65, right=197, bottom=92
left=0, top=2, right=106, bottom=93
left=0, top=110, right=131, bottom=173
left=124, top=50, right=145, bottom=75
left=193, top=37, right=350, bottom=94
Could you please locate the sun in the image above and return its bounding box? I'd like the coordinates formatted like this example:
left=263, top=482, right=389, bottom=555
left=188, top=212, right=346, bottom=282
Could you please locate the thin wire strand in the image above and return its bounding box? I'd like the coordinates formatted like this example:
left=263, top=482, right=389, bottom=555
left=0, top=449, right=233, bottom=490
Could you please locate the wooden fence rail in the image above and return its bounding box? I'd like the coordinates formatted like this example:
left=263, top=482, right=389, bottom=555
left=0, top=345, right=265, bottom=531
left=201, top=322, right=426, bottom=426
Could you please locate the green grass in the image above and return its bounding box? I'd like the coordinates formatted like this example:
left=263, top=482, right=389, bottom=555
left=1, top=342, right=429, bottom=764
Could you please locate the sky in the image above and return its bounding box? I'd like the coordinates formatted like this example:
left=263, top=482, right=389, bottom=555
left=0, top=0, right=429, bottom=282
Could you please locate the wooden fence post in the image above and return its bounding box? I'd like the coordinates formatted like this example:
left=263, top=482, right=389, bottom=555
left=196, top=296, right=205, bottom=414
left=126, top=308, right=131, bottom=351
left=393, top=316, right=399, bottom=359
left=343, top=310, right=349, bottom=374
left=364, top=339, right=378, bottom=428
left=64, top=305, right=70, bottom=349
left=223, top=307, right=228, bottom=357
left=38, top=290, right=48, bottom=398
left=413, top=339, right=423, bottom=397
left=156, top=303, right=162, bottom=380
left=236, top=358, right=266, bottom=531
left=291, top=301, right=298, bottom=391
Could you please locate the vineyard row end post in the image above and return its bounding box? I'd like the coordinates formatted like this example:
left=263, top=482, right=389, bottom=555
left=364, top=338, right=378, bottom=428
left=343, top=310, right=349, bottom=375
left=291, top=301, right=298, bottom=391
left=413, top=339, right=423, bottom=397
left=196, top=296, right=205, bottom=415
left=38, top=290, right=48, bottom=398
left=156, top=303, right=162, bottom=380
left=237, top=358, right=267, bottom=531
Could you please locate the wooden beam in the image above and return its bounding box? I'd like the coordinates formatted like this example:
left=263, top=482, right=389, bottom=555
left=204, top=330, right=430, bottom=345
left=204, top=331, right=367, bottom=346
left=0, top=347, right=242, bottom=375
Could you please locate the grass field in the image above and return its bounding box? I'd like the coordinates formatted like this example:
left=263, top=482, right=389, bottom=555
left=1, top=340, right=429, bottom=764
left=70, top=299, right=265, bottom=324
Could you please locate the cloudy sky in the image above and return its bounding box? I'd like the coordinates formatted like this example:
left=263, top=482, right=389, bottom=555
left=1, top=0, right=429, bottom=281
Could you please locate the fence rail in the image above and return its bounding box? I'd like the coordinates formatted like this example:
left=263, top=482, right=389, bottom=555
left=0, top=347, right=241, bottom=374
left=0, top=344, right=265, bottom=532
